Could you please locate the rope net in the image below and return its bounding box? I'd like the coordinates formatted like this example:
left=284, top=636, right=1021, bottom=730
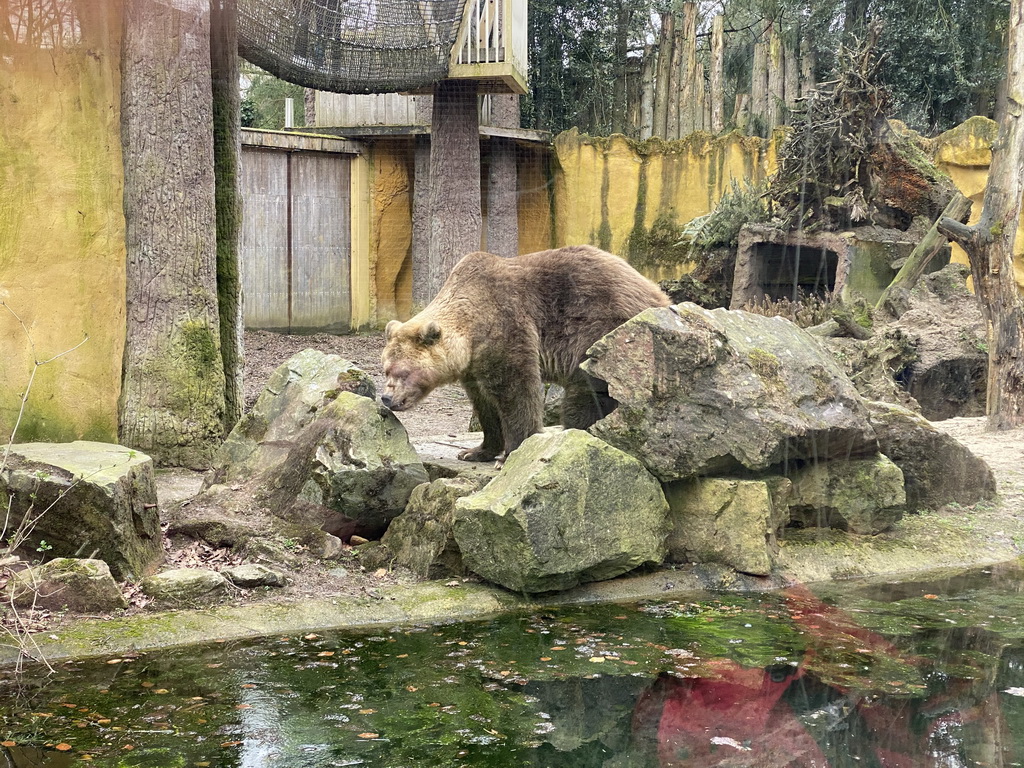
left=238, top=0, right=466, bottom=94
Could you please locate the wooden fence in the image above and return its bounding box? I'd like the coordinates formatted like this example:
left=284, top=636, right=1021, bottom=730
left=239, top=129, right=369, bottom=332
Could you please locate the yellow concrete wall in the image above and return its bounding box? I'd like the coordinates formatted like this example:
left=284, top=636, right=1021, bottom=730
left=928, top=115, right=1024, bottom=290
left=550, top=128, right=779, bottom=279
left=368, top=142, right=415, bottom=323
left=0, top=2, right=125, bottom=443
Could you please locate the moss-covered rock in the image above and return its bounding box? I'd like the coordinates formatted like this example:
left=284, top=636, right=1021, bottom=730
left=788, top=455, right=906, bottom=534
left=1, top=442, right=162, bottom=581
left=9, top=558, right=127, bottom=612
left=141, top=568, right=228, bottom=605
left=664, top=477, right=790, bottom=576
left=585, top=304, right=878, bottom=482
left=454, top=430, right=668, bottom=593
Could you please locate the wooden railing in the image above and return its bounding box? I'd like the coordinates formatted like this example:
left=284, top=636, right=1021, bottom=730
left=448, top=0, right=527, bottom=94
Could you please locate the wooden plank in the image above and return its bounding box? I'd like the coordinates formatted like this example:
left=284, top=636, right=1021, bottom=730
left=239, top=148, right=290, bottom=329
left=290, top=152, right=352, bottom=331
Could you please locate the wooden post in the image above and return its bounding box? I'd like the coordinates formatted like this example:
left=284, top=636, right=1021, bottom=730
left=640, top=43, right=655, bottom=139
left=667, top=9, right=682, bottom=139
left=678, top=1, right=697, bottom=136
left=710, top=15, right=724, bottom=133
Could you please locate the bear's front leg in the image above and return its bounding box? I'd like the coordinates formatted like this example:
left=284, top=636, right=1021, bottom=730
left=457, top=379, right=504, bottom=462
left=492, top=376, right=544, bottom=461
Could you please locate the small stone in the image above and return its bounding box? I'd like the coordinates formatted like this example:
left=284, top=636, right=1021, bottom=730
left=141, top=568, right=228, bottom=603
left=319, top=534, right=345, bottom=559
left=349, top=535, right=369, bottom=546
left=221, top=564, right=287, bottom=588
left=9, top=558, right=126, bottom=612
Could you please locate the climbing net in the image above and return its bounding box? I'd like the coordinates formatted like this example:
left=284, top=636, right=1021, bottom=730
left=238, top=0, right=466, bottom=94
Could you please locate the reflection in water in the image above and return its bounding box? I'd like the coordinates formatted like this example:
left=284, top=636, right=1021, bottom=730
left=3, top=566, right=1024, bottom=766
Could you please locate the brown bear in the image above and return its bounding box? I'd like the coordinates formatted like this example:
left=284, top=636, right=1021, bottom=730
left=381, top=245, right=671, bottom=463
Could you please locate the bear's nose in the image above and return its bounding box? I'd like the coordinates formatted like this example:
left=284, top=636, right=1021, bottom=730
left=381, top=394, right=394, bottom=409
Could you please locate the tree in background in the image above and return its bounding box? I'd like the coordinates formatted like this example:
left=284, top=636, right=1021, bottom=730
left=240, top=66, right=307, bottom=129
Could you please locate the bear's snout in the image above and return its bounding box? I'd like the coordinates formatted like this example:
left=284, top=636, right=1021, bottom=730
left=381, top=393, right=396, bottom=410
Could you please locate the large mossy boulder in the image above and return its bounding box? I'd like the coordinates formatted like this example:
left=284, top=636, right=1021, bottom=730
left=664, top=477, right=790, bottom=576
left=584, top=304, right=877, bottom=482
left=0, top=442, right=162, bottom=581
left=206, top=348, right=376, bottom=488
left=788, top=454, right=906, bottom=534
left=197, top=351, right=426, bottom=541
left=866, top=400, right=996, bottom=510
left=374, top=476, right=490, bottom=579
left=453, top=430, right=669, bottom=593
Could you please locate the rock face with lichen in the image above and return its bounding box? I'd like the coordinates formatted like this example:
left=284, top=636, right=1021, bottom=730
left=0, top=442, right=162, bottom=581
left=584, top=303, right=878, bottom=482
left=788, top=454, right=906, bottom=534
left=192, top=350, right=427, bottom=542
left=453, top=430, right=669, bottom=593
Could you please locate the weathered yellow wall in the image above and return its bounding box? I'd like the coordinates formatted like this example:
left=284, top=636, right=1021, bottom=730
left=368, top=142, right=415, bottom=323
left=928, top=115, right=1024, bottom=290
left=0, top=2, right=125, bottom=443
left=551, top=128, right=779, bottom=279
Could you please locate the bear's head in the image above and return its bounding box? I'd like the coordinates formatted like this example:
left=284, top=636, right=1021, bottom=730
left=380, top=318, right=468, bottom=411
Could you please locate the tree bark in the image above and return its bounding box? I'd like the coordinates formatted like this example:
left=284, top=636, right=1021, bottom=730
left=877, top=192, right=972, bottom=313
left=710, top=15, right=725, bottom=133
left=611, top=0, right=630, bottom=135
left=120, top=0, right=227, bottom=467
left=653, top=12, right=674, bottom=138
left=210, top=0, right=243, bottom=433
left=486, top=94, right=519, bottom=257
left=766, top=22, right=784, bottom=130
left=427, top=79, right=482, bottom=298
left=937, top=0, right=1024, bottom=429
left=750, top=23, right=768, bottom=134
left=667, top=11, right=682, bottom=139
left=678, top=2, right=697, bottom=136
left=640, top=43, right=656, bottom=139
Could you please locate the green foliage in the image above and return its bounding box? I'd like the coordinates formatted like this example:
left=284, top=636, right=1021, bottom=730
left=241, top=67, right=307, bottom=130
left=682, top=180, right=768, bottom=251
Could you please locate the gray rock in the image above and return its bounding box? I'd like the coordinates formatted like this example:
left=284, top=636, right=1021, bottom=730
left=664, top=477, right=790, bottom=576
left=194, top=349, right=426, bottom=542
left=141, top=568, right=228, bottom=603
left=454, top=430, right=669, bottom=593
left=9, top=558, right=127, bottom=612
left=866, top=400, right=996, bottom=510
left=584, top=304, right=878, bottom=482
left=788, top=454, right=906, bottom=534
left=0, top=442, right=162, bottom=580
left=205, top=348, right=376, bottom=489
left=379, top=476, right=489, bottom=579
left=221, top=563, right=287, bottom=588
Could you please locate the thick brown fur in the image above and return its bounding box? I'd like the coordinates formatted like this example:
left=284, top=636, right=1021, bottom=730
left=381, top=245, right=671, bottom=463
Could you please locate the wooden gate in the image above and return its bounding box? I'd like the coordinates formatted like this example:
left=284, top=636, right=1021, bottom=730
left=240, top=131, right=363, bottom=332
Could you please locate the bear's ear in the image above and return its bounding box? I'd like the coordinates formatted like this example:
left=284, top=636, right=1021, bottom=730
left=419, top=321, right=442, bottom=346
left=385, top=320, right=402, bottom=340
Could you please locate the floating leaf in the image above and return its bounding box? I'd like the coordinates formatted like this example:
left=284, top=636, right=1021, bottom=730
left=1, top=741, right=15, bottom=747
left=358, top=732, right=379, bottom=739
left=317, top=652, right=335, bottom=658
left=55, top=743, right=72, bottom=752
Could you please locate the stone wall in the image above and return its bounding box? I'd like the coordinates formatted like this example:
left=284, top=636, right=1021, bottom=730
left=0, top=2, right=126, bottom=443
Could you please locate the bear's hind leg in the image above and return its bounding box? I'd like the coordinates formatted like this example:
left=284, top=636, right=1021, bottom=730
left=458, top=379, right=504, bottom=462
left=562, top=371, right=617, bottom=430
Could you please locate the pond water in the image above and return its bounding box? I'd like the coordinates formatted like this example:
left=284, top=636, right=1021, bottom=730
left=4, top=563, right=1024, bottom=767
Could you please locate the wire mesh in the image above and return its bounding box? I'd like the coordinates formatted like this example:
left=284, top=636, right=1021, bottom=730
left=238, top=0, right=466, bottom=94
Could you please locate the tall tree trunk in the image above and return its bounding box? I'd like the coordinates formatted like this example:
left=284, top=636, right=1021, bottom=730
left=710, top=15, right=725, bottom=133
left=640, top=44, right=655, bottom=139
left=678, top=2, right=697, bottom=135
left=486, top=94, right=519, bottom=257
left=766, top=22, right=784, bottom=130
left=750, top=22, right=768, bottom=134
left=653, top=12, right=674, bottom=137
left=784, top=40, right=800, bottom=117
left=210, top=0, right=242, bottom=432
left=801, top=46, right=817, bottom=96
left=667, top=11, right=682, bottom=139
left=412, top=134, right=432, bottom=311
left=611, top=0, right=630, bottom=135
left=121, top=0, right=226, bottom=467
left=427, top=80, right=482, bottom=298
left=937, top=0, right=1024, bottom=429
